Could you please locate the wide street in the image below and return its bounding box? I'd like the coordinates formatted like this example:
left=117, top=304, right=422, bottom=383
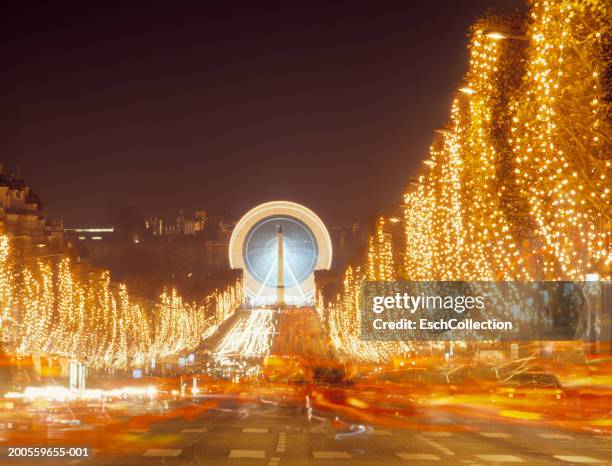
left=6, top=397, right=611, bottom=466
left=2, top=1, right=611, bottom=464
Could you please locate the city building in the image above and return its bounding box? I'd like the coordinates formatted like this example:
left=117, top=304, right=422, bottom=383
left=0, top=164, right=63, bottom=244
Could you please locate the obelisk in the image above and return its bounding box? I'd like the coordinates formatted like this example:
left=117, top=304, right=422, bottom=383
left=276, top=225, right=285, bottom=306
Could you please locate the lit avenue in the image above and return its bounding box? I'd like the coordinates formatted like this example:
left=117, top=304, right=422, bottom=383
left=0, top=0, right=610, bottom=465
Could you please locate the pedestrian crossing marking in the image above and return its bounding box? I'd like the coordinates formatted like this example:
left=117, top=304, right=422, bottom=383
left=481, top=432, right=512, bottom=438
left=229, top=450, right=266, bottom=458
left=554, top=456, right=604, bottom=463
left=243, top=427, right=269, bottom=433
left=416, top=434, right=455, bottom=456
left=313, top=451, right=351, bottom=459
left=277, top=431, right=287, bottom=452
left=396, top=453, right=440, bottom=461
left=143, top=449, right=182, bottom=457
left=476, top=454, right=524, bottom=463
left=538, top=433, right=573, bottom=440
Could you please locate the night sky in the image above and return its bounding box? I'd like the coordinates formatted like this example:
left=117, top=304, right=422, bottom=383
left=1, top=1, right=524, bottom=227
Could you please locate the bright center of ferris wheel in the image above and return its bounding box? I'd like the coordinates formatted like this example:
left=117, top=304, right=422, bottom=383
left=229, top=201, right=332, bottom=306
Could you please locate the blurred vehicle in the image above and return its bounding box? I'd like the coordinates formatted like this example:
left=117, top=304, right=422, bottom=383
left=434, top=364, right=500, bottom=395
left=355, top=368, right=428, bottom=387
left=491, top=372, right=565, bottom=404
left=313, top=366, right=345, bottom=385
left=355, top=364, right=500, bottom=399
left=0, top=410, right=33, bottom=432
left=40, top=411, right=81, bottom=427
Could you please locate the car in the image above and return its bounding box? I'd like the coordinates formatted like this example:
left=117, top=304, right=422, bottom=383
left=313, top=367, right=345, bottom=385
left=491, top=372, right=565, bottom=404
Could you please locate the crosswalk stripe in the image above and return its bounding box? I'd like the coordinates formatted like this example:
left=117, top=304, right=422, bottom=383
left=229, top=450, right=266, bottom=458
left=481, top=432, right=512, bottom=438
left=554, top=456, right=604, bottom=464
left=143, top=449, right=182, bottom=457
left=313, top=451, right=351, bottom=459
left=396, top=453, right=440, bottom=461
left=416, top=434, right=454, bottom=456
left=242, top=427, right=269, bottom=433
left=476, top=454, right=524, bottom=463
left=538, top=433, right=573, bottom=440
left=422, top=431, right=453, bottom=437
left=277, top=431, right=287, bottom=452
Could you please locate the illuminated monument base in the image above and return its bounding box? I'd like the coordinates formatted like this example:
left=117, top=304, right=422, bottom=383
left=201, top=202, right=334, bottom=366
left=204, top=307, right=336, bottom=364
left=229, top=201, right=332, bottom=307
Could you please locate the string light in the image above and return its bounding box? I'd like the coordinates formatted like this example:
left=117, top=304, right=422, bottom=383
left=367, top=217, right=395, bottom=281
left=0, top=233, right=243, bottom=370
left=323, top=0, right=611, bottom=362
left=324, top=221, right=412, bottom=362
left=510, top=0, right=611, bottom=279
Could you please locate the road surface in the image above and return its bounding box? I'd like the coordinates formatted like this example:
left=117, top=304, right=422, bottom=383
left=6, top=398, right=610, bottom=465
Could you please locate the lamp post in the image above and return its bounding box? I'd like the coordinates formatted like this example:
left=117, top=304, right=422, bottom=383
left=584, top=273, right=602, bottom=354
left=483, top=30, right=529, bottom=42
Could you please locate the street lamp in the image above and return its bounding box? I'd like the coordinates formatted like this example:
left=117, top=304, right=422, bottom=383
left=483, top=30, right=529, bottom=42
left=585, top=273, right=600, bottom=282
left=404, top=178, right=422, bottom=189
left=434, top=128, right=451, bottom=136
left=458, top=86, right=475, bottom=95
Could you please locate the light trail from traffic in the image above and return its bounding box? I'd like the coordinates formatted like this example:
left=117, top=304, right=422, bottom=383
left=214, top=309, right=276, bottom=359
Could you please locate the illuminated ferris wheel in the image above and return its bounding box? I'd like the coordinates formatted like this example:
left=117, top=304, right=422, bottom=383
left=229, top=201, right=332, bottom=306
left=243, top=215, right=318, bottom=288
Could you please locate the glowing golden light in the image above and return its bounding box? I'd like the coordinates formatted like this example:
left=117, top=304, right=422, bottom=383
left=0, top=230, right=243, bottom=370
left=322, top=0, right=611, bottom=362
left=485, top=31, right=508, bottom=40
left=458, top=87, right=475, bottom=95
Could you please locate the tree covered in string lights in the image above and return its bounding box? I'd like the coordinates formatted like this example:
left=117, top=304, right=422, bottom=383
left=509, top=0, right=611, bottom=279
left=367, top=217, right=396, bottom=281
left=0, top=232, right=243, bottom=370
left=404, top=0, right=611, bottom=282
left=324, top=221, right=412, bottom=362
left=325, top=0, right=611, bottom=361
